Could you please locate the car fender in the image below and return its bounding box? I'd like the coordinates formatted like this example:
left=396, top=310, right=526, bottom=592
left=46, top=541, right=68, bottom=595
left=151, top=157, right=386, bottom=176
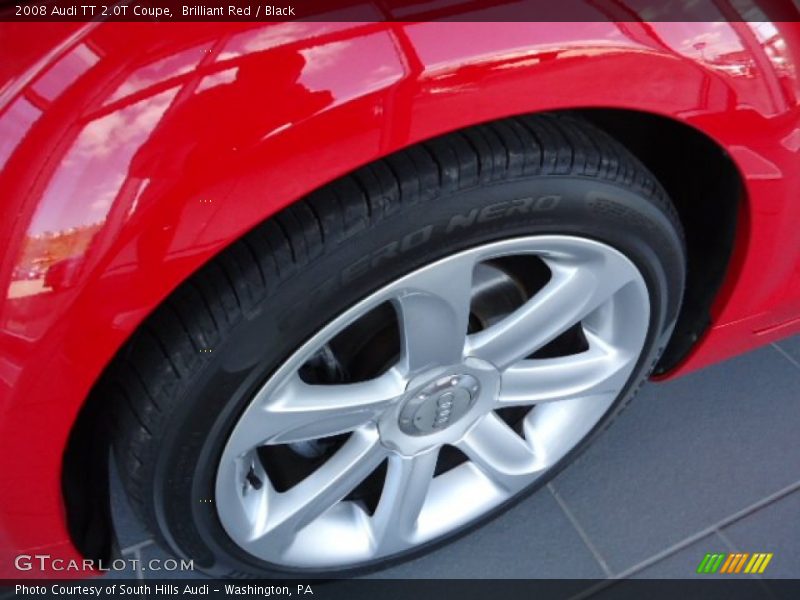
left=0, top=18, right=798, bottom=569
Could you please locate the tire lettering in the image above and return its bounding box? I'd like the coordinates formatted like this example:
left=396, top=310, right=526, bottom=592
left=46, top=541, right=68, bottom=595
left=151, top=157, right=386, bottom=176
left=532, top=195, right=561, bottom=211
left=339, top=195, right=562, bottom=286
left=447, top=195, right=561, bottom=233
left=477, top=202, right=507, bottom=222
left=400, top=225, right=434, bottom=252
left=341, top=255, right=370, bottom=284
left=445, top=208, right=479, bottom=234
left=371, top=241, right=398, bottom=268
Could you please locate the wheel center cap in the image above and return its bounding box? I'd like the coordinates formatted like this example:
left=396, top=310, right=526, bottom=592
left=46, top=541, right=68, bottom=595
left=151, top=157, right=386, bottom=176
left=378, top=358, right=499, bottom=455
left=398, top=374, right=480, bottom=436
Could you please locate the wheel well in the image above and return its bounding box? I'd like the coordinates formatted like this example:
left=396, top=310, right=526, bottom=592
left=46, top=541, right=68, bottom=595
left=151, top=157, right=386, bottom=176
left=62, top=387, right=115, bottom=563
left=62, top=107, right=744, bottom=560
left=575, top=109, right=743, bottom=374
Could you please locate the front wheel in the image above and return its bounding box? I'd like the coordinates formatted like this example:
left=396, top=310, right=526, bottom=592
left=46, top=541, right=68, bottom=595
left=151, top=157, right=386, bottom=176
left=110, top=114, right=685, bottom=577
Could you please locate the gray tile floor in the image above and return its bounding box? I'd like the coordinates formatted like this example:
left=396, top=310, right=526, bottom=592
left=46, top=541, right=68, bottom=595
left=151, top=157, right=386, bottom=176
left=108, top=337, right=800, bottom=585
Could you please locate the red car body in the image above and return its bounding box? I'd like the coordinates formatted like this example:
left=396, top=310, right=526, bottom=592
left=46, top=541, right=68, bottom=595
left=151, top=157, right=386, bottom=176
left=1, top=10, right=799, bottom=577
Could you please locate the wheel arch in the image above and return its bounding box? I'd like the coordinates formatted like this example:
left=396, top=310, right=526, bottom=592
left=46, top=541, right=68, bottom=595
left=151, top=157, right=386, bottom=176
left=574, top=108, right=745, bottom=375
left=61, top=105, right=746, bottom=563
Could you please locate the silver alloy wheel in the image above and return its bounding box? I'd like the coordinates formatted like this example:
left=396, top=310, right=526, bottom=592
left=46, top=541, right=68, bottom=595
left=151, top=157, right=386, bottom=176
left=215, top=235, right=650, bottom=568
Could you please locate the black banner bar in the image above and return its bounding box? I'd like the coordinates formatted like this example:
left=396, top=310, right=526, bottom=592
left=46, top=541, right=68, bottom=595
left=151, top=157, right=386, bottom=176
left=2, top=579, right=800, bottom=600
left=1, top=0, right=799, bottom=22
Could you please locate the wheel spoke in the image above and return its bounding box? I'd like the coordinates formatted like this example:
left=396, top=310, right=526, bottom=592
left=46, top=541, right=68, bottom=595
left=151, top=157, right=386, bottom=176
left=229, top=369, right=406, bottom=454
left=215, top=234, right=653, bottom=568
left=466, top=251, right=637, bottom=369
left=456, top=413, right=540, bottom=491
left=371, top=449, right=439, bottom=552
left=249, top=426, right=387, bottom=551
left=393, top=253, right=476, bottom=374
left=498, top=331, right=634, bottom=406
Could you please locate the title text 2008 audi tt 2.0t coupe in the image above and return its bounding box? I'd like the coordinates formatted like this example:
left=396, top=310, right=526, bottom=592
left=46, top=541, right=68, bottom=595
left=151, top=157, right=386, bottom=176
left=1, top=4, right=799, bottom=578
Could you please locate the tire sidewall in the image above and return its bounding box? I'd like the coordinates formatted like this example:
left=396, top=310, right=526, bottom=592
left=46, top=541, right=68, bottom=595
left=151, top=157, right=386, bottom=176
left=150, top=175, right=685, bottom=577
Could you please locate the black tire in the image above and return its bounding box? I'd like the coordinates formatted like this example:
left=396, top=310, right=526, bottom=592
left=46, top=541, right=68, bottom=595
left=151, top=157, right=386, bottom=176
left=108, top=113, right=685, bottom=577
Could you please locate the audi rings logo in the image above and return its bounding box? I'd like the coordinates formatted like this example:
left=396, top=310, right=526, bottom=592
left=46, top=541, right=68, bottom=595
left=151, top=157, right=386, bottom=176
left=432, top=394, right=455, bottom=428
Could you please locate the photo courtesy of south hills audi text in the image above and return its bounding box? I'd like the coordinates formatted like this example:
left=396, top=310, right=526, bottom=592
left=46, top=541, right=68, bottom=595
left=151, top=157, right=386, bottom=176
left=14, top=584, right=315, bottom=596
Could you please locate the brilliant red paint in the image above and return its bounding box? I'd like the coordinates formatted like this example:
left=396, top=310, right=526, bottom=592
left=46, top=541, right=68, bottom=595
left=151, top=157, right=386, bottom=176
left=1, top=10, right=799, bottom=577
